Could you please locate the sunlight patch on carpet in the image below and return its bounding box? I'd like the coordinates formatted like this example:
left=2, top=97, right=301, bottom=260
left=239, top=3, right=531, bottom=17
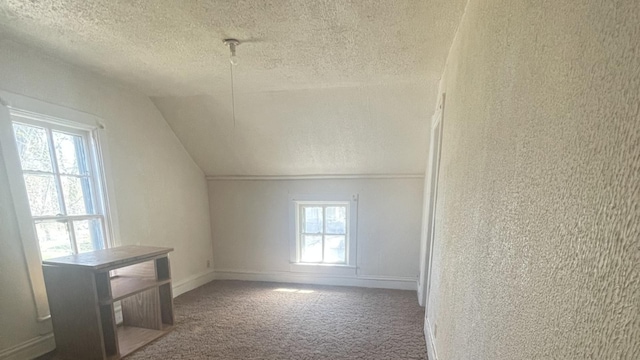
left=274, top=288, right=315, bottom=294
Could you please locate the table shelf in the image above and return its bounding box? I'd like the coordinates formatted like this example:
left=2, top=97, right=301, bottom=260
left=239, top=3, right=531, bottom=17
left=102, top=276, right=171, bottom=305
left=43, top=245, right=174, bottom=359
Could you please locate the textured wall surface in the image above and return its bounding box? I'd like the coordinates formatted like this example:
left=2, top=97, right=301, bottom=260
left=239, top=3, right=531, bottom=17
left=426, top=0, right=640, bottom=359
left=0, top=40, right=214, bottom=354
left=209, top=178, right=423, bottom=279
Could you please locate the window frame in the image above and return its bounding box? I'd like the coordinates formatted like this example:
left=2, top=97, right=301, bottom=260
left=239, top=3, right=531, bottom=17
left=12, top=116, right=112, bottom=257
left=296, top=201, right=350, bottom=265
left=0, top=91, right=120, bottom=331
left=289, top=194, right=358, bottom=275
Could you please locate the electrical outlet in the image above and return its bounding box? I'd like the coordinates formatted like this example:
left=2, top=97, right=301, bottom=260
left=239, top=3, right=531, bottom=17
left=206, top=260, right=211, bottom=268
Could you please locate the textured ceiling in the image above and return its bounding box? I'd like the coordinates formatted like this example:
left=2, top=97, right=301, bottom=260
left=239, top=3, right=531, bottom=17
left=0, top=0, right=467, bottom=175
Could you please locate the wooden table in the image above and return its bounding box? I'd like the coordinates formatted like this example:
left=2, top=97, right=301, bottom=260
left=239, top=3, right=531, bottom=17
left=43, top=245, right=174, bottom=359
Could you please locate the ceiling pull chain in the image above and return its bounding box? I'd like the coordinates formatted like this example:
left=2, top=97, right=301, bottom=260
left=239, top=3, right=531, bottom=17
left=224, top=39, right=240, bottom=129
left=230, top=61, right=236, bottom=128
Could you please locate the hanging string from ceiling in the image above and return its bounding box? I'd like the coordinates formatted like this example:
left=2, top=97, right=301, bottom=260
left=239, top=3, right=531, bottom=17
left=224, top=39, right=240, bottom=128
left=229, top=61, right=236, bottom=128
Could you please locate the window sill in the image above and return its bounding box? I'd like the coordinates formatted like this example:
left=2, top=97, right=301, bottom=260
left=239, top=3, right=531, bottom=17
left=289, top=262, right=357, bottom=276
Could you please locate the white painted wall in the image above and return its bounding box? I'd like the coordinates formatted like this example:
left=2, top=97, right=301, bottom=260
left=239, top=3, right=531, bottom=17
left=0, top=39, right=214, bottom=357
left=424, top=0, right=640, bottom=358
left=0, top=142, right=47, bottom=355
left=209, top=178, right=424, bottom=288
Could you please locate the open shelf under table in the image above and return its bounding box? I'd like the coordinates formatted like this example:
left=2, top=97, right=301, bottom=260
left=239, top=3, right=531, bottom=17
left=117, top=325, right=173, bottom=358
left=42, top=246, right=174, bottom=359
left=103, top=276, right=171, bottom=304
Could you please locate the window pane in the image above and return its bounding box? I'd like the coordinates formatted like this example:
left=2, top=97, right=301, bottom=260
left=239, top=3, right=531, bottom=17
left=35, top=221, right=72, bottom=260
left=61, top=176, right=94, bottom=215
left=325, top=206, right=346, bottom=234
left=302, top=207, right=323, bottom=233
left=74, top=219, right=104, bottom=253
left=13, top=123, right=53, bottom=172
left=53, top=131, right=89, bottom=175
left=301, top=235, right=322, bottom=262
left=324, top=235, right=346, bottom=263
left=23, top=174, right=61, bottom=216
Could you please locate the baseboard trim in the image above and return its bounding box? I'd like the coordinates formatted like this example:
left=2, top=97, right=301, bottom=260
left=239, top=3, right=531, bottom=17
left=172, top=269, right=217, bottom=297
left=425, top=317, right=438, bottom=360
left=206, top=174, right=424, bottom=181
left=0, top=333, right=55, bottom=360
left=214, top=269, right=417, bottom=290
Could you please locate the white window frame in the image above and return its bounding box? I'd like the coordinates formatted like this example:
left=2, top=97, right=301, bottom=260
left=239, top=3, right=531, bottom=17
left=296, top=201, right=350, bottom=264
left=0, top=91, right=120, bottom=333
left=12, top=116, right=112, bottom=255
left=289, top=194, right=358, bottom=275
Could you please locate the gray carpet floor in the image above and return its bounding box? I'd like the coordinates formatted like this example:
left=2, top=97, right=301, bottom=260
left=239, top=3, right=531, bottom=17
left=128, top=280, right=427, bottom=360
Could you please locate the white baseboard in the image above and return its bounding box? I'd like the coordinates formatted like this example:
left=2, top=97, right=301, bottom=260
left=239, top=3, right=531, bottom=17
left=0, top=333, right=54, bottom=360
left=425, top=317, right=438, bottom=360
left=172, top=269, right=217, bottom=297
left=214, top=269, right=417, bottom=290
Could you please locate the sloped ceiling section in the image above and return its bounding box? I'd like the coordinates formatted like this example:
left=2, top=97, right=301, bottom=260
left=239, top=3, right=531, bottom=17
left=0, top=0, right=467, bottom=176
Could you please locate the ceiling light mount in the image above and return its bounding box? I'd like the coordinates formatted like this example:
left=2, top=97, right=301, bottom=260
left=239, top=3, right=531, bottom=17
left=223, top=38, right=240, bottom=65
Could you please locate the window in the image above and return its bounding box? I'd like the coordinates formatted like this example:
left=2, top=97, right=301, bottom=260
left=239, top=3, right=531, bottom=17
left=1, top=94, right=118, bottom=326
left=12, top=118, right=109, bottom=260
left=297, top=202, right=349, bottom=264
left=289, top=194, right=358, bottom=272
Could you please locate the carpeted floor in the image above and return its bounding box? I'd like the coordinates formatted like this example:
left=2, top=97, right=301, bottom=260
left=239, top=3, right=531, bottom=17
left=41, top=280, right=427, bottom=359
left=128, top=280, right=427, bottom=360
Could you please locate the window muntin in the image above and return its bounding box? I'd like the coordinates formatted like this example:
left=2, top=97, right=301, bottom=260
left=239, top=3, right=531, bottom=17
left=12, top=120, right=108, bottom=260
left=297, top=202, right=349, bottom=264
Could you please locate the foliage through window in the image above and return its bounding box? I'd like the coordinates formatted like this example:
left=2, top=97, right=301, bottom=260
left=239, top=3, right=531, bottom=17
left=13, top=119, right=108, bottom=260
left=297, top=202, right=349, bottom=264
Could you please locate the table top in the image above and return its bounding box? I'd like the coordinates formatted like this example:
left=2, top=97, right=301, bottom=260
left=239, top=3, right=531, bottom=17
left=42, top=245, right=173, bottom=271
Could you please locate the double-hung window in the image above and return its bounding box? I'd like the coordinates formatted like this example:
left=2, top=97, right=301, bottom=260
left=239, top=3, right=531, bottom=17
left=297, top=203, right=349, bottom=264
left=12, top=117, right=109, bottom=260
left=290, top=194, right=358, bottom=272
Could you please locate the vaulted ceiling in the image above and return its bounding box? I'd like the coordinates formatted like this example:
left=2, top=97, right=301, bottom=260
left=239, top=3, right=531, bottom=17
left=0, top=0, right=466, bottom=176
